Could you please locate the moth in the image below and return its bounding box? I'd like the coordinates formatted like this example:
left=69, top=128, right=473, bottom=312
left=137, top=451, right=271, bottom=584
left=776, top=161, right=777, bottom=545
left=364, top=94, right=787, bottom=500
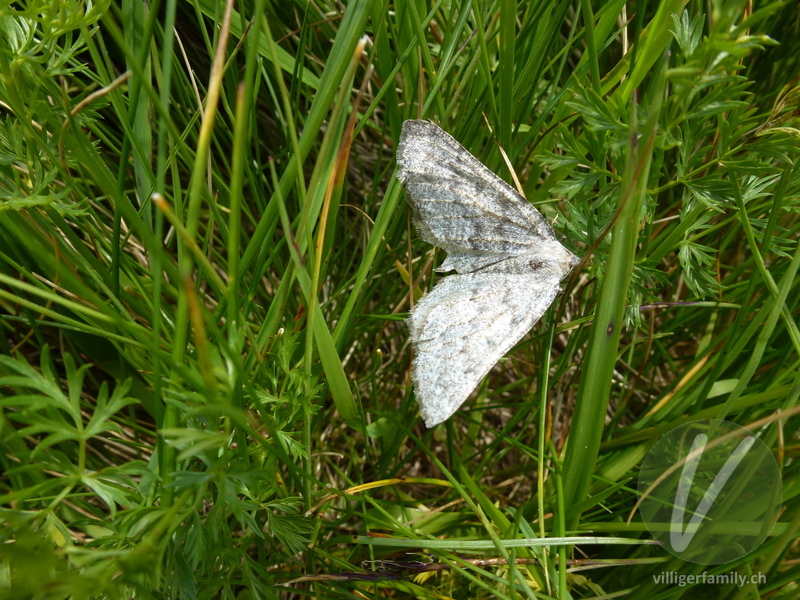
left=396, top=120, right=579, bottom=427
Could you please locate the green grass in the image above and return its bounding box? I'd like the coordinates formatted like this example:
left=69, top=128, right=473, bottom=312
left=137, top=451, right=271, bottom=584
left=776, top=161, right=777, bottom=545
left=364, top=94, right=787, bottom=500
left=1, top=1, right=799, bottom=598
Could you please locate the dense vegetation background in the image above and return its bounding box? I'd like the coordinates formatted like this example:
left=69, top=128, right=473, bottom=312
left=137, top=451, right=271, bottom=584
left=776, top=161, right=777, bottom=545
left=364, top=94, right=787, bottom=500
left=1, top=0, right=799, bottom=598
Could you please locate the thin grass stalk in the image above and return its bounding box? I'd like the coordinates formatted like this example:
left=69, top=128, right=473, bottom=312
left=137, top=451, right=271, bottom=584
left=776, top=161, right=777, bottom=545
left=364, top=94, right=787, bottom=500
left=562, top=56, right=666, bottom=527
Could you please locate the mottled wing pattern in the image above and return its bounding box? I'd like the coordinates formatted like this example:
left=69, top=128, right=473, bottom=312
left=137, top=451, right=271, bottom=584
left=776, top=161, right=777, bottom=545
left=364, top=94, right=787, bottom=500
left=408, top=270, right=563, bottom=427
left=397, top=120, right=556, bottom=264
left=397, top=120, right=577, bottom=427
